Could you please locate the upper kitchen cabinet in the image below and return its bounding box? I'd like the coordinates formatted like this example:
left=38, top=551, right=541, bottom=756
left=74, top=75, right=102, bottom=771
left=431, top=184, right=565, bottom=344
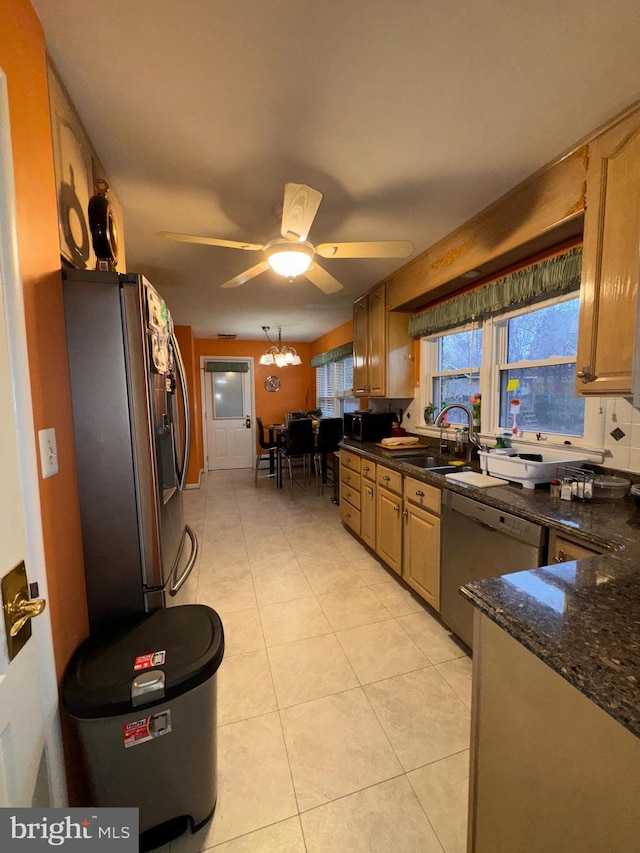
left=353, top=283, right=413, bottom=397
left=47, top=61, right=126, bottom=272
left=576, top=109, right=640, bottom=396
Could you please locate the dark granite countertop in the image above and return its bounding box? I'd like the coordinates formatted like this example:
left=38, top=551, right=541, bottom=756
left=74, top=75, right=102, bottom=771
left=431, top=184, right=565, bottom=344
left=340, top=438, right=640, bottom=735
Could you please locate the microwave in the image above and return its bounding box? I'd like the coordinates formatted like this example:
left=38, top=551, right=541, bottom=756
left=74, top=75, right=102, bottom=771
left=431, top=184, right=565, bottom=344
left=343, top=411, right=395, bottom=442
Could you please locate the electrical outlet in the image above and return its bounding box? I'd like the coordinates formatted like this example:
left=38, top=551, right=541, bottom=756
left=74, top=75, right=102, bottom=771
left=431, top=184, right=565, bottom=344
left=38, top=428, right=58, bottom=478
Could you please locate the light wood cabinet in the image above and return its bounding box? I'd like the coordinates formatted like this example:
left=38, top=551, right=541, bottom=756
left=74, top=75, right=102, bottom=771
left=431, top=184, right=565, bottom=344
left=402, top=480, right=441, bottom=611
left=376, top=485, right=403, bottom=574
left=576, top=110, right=640, bottom=396
left=339, top=452, right=361, bottom=536
left=548, top=530, right=602, bottom=564
left=353, top=283, right=413, bottom=397
left=361, top=480, right=376, bottom=549
left=360, top=460, right=377, bottom=549
left=375, top=464, right=403, bottom=572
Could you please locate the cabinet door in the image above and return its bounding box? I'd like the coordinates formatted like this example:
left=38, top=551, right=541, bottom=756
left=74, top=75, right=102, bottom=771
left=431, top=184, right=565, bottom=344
left=577, top=112, right=640, bottom=396
left=361, top=482, right=376, bottom=549
left=550, top=534, right=601, bottom=563
left=376, top=486, right=402, bottom=574
left=403, top=503, right=441, bottom=611
left=367, top=284, right=387, bottom=396
left=353, top=296, right=369, bottom=395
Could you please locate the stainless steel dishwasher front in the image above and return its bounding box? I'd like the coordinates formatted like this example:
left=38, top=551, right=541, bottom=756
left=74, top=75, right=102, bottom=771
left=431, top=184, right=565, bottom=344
left=440, top=490, right=546, bottom=649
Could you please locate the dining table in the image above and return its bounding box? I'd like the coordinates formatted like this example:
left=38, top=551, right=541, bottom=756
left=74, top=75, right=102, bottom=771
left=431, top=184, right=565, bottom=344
left=266, top=420, right=325, bottom=489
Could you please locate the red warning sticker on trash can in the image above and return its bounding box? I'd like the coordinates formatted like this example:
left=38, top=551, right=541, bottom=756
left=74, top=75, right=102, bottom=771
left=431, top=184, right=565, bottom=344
left=123, top=711, right=172, bottom=748
left=133, top=650, right=166, bottom=671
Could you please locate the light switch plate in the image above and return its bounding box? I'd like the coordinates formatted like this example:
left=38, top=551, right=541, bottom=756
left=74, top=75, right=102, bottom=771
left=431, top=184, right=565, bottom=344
left=38, top=428, right=58, bottom=478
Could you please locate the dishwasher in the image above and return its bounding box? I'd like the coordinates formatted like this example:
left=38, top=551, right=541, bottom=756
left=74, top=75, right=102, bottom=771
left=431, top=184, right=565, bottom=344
left=440, top=490, right=546, bottom=649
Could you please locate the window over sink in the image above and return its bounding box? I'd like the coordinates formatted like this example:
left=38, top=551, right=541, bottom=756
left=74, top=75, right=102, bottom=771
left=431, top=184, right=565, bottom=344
left=421, top=293, right=601, bottom=448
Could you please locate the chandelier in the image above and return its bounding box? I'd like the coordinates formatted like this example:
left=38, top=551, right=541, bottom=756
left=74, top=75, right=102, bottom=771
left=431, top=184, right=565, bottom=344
left=258, top=326, right=302, bottom=367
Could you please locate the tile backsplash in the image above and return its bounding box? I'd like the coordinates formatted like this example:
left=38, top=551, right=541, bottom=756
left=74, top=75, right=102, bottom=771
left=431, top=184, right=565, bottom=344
left=603, top=398, right=640, bottom=473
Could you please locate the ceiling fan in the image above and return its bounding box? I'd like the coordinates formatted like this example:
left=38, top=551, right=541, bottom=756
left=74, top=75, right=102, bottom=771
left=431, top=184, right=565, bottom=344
left=157, top=182, right=413, bottom=294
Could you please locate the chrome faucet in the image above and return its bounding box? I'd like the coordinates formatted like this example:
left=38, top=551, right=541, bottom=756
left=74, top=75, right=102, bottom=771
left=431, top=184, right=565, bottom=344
left=434, top=403, right=484, bottom=461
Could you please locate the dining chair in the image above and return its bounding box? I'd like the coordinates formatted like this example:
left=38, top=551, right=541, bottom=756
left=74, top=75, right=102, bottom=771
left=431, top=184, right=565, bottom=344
left=314, top=417, right=344, bottom=495
left=279, top=417, right=316, bottom=499
left=254, top=416, right=280, bottom=486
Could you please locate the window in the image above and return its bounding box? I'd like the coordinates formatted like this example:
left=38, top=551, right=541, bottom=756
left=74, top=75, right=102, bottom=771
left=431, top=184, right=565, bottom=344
left=496, top=299, right=584, bottom=436
left=430, top=325, right=482, bottom=426
left=422, top=294, right=591, bottom=443
left=316, top=356, right=356, bottom=417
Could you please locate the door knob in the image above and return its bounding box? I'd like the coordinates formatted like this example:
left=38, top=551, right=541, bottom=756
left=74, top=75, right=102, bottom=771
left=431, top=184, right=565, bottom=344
left=1, top=561, right=47, bottom=661
left=8, top=594, right=46, bottom=637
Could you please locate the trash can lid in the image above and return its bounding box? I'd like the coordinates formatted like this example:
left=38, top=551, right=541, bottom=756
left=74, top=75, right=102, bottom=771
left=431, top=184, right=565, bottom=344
left=63, top=604, right=224, bottom=719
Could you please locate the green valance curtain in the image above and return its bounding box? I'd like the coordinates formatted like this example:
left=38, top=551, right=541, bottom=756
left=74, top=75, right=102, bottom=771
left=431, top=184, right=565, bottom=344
left=310, top=341, right=354, bottom=368
left=408, top=246, right=583, bottom=338
left=205, top=361, right=249, bottom=372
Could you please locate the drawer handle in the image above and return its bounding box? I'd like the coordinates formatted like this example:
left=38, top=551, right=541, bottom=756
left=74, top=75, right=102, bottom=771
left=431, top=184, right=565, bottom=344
left=393, top=504, right=400, bottom=512
left=555, top=549, right=567, bottom=563
left=402, top=508, right=408, bottom=519
left=415, top=490, right=425, bottom=497
left=366, top=487, right=373, bottom=496
left=363, top=465, right=370, bottom=472
left=344, top=475, right=350, bottom=482
left=383, top=475, right=390, bottom=481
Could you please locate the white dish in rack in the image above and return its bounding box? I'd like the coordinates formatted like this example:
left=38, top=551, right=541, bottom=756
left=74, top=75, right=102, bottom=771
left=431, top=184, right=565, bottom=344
left=477, top=450, right=588, bottom=489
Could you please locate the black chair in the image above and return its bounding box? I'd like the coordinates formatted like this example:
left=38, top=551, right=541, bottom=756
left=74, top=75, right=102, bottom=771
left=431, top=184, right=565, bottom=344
left=255, top=416, right=280, bottom=486
left=314, top=418, right=343, bottom=495
left=279, top=418, right=316, bottom=499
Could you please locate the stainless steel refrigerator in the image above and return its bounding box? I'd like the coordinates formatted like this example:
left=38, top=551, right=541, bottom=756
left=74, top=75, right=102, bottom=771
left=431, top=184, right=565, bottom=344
left=63, top=269, right=198, bottom=635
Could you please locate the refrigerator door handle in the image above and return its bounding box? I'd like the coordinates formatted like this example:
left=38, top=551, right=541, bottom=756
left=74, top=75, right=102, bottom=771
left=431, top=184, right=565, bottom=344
left=171, top=333, right=191, bottom=490
left=169, top=525, right=198, bottom=595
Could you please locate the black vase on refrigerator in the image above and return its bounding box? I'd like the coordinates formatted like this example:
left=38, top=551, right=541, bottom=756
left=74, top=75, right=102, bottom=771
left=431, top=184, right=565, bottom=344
left=63, top=269, right=198, bottom=635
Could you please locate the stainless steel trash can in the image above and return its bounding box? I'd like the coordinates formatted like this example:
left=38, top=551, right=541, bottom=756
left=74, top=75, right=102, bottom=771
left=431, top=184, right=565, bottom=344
left=63, top=604, right=224, bottom=851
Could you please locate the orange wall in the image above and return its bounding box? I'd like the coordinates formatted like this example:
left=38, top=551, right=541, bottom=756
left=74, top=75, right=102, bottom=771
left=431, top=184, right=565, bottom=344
left=310, top=318, right=353, bottom=358
left=192, top=338, right=315, bottom=479
left=2, top=0, right=88, bottom=672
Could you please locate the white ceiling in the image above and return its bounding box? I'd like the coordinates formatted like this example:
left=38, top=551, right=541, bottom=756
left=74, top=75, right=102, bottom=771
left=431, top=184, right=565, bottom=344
left=31, top=0, right=640, bottom=341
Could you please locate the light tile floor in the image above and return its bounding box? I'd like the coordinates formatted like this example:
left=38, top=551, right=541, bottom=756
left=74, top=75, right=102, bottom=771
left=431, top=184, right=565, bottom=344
left=162, top=468, right=471, bottom=853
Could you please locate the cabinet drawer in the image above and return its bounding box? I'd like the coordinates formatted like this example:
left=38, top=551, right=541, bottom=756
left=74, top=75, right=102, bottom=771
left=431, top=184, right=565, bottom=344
left=341, top=482, right=361, bottom=510
left=405, top=477, right=441, bottom=514
left=341, top=467, right=361, bottom=492
left=341, top=450, right=362, bottom=473
left=377, top=465, right=403, bottom=495
left=340, top=500, right=361, bottom=536
left=361, top=460, right=376, bottom=482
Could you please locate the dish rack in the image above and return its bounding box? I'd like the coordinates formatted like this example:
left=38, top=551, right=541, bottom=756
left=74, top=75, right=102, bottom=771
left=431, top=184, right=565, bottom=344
left=557, top=465, right=595, bottom=501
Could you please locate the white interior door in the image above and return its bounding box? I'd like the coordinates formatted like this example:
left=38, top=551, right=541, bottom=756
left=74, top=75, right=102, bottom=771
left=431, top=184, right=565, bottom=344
left=204, top=360, right=254, bottom=470
left=0, top=71, right=67, bottom=807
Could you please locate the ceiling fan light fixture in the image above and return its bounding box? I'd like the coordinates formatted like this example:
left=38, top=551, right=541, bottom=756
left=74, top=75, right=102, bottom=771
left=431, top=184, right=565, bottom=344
left=265, top=240, right=314, bottom=279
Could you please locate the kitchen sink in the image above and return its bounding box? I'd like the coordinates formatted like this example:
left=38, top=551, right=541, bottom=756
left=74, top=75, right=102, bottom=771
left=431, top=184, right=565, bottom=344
left=396, top=455, right=472, bottom=474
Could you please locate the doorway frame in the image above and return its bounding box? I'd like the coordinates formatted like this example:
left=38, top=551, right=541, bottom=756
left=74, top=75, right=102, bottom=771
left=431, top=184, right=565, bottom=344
left=0, top=68, right=67, bottom=806
left=199, top=356, right=256, bottom=471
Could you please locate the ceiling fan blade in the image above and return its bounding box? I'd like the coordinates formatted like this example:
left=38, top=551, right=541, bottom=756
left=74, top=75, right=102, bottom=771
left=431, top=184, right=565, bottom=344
left=157, top=231, right=263, bottom=251
left=281, top=183, right=323, bottom=242
left=220, top=261, right=271, bottom=289
left=304, top=263, right=344, bottom=294
left=316, top=240, right=413, bottom=259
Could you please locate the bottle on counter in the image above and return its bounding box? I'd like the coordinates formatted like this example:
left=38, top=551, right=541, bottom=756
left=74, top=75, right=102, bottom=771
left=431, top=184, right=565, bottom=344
left=561, top=477, right=574, bottom=501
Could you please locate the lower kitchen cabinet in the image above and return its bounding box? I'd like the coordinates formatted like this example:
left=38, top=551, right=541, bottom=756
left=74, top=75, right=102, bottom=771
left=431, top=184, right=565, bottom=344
left=375, top=464, right=403, bottom=574
left=376, top=485, right=403, bottom=574
left=403, top=501, right=441, bottom=611
left=340, top=454, right=361, bottom=536
left=361, top=480, right=376, bottom=549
